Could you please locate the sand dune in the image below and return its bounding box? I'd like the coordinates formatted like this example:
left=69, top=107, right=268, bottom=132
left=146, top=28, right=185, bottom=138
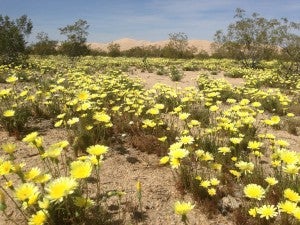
left=89, top=38, right=212, bottom=53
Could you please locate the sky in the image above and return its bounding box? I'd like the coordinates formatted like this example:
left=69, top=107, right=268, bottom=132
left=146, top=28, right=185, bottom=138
left=1, top=0, right=300, bottom=44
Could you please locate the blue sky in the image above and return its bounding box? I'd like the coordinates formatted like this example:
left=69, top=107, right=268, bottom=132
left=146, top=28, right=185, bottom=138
left=1, top=0, right=300, bottom=43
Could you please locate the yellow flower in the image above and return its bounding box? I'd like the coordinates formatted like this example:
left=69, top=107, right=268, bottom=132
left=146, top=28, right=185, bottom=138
left=1, top=143, right=16, bottom=154
left=179, top=135, right=194, bottom=145
left=248, top=207, right=257, bottom=217
left=247, top=141, right=263, bottom=150
left=38, top=198, right=50, bottom=209
left=45, top=177, right=78, bottom=202
left=244, top=184, right=265, bottom=200
left=158, top=136, right=167, bottom=142
left=293, top=207, right=300, bottom=220
left=42, top=146, right=62, bottom=159
left=15, top=183, right=39, bottom=202
left=28, top=210, right=47, bottom=225
left=70, top=161, right=92, bottom=179
left=283, top=164, right=299, bottom=175
left=146, top=107, right=159, bottom=115
left=170, top=158, right=180, bottom=169
left=169, top=148, right=189, bottom=159
left=77, top=90, right=90, bottom=101
left=154, top=103, right=164, bottom=109
left=67, top=117, right=79, bottom=125
left=159, top=156, right=169, bottom=165
left=210, top=178, right=220, bottom=186
left=257, top=204, right=278, bottom=220
left=264, top=116, right=281, bottom=126
left=54, top=120, right=63, bottom=127
left=136, top=180, right=141, bottom=192
left=0, top=161, right=14, bottom=175
left=87, top=145, right=109, bottom=156
left=22, top=132, right=39, bottom=143
left=208, top=188, right=216, bottom=196
left=6, top=75, right=18, bottom=83
left=174, top=201, right=194, bottom=215
left=218, top=146, right=231, bottom=155
left=142, top=119, right=156, bottom=128
left=278, top=200, right=297, bottom=214
left=284, top=188, right=300, bottom=202
left=265, top=177, right=278, bottom=186
left=3, top=109, right=15, bottom=117
left=200, top=180, right=211, bottom=188
left=229, top=137, right=243, bottom=145
left=35, top=137, right=43, bottom=148
left=252, top=102, right=261, bottom=107
left=209, top=105, right=219, bottom=112
left=178, top=112, right=190, bottom=120
left=25, top=167, right=41, bottom=181
left=235, top=161, right=254, bottom=174
left=280, top=150, right=298, bottom=164
left=93, top=112, right=111, bottom=123
left=34, top=174, right=52, bottom=184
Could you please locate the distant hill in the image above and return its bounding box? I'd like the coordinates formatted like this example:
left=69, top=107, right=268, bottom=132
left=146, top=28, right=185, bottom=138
left=88, top=38, right=213, bottom=53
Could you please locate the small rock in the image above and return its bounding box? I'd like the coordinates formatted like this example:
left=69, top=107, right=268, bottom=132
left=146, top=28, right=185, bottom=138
left=218, top=195, right=241, bottom=215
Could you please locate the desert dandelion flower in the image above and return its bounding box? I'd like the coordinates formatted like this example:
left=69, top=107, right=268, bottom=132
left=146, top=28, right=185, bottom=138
left=45, top=177, right=78, bottom=202
left=70, top=160, right=92, bottom=179
left=87, top=145, right=109, bottom=156
left=257, top=205, right=278, bottom=220
left=174, top=201, right=194, bottom=216
left=1, top=143, right=16, bottom=154
left=15, top=183, right=39, bottom=202
left=28, top=210, right=47, bottom=225
left=3, top=109, right=15, bottom=117
left=244, top=183, right=265, bottom=200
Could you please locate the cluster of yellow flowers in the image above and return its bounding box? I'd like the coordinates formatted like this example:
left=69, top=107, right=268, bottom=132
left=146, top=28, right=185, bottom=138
left=1, top=56, right=300, bottom=224
left=0, top=131, right=109, bottom=224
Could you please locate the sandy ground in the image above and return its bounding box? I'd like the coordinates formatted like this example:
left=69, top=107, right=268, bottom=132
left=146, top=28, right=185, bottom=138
left=128, top=70, right=244, bottom=89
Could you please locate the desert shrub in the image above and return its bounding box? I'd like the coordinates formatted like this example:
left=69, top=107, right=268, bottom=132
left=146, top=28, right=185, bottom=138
left=169, top=66, right=184, bottom=81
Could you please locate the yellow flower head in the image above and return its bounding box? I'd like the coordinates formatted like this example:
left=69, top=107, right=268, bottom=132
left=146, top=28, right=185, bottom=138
left=22, top=132, right=39, bottom=144
left=25, top=167, right=41, bottom=181
left=0, top=161, right=14, bottom=176
left=218, top=146, right=231, bottom=155
left=6, top=75, right=18, bottom=83
left=1, top=142, right=16, bottom=154
left=3, top=109, right=15, bottom=117
left=244, top=184, right=265, bottom=200
left=265, top=177, right=278, bottom=186
left=179, top=135, right=194, bottom=145
left=70, top=160, right=92, bottom=179
left=235, top=161, right=254, bottom=174
left=87, top=144, right=109, bottom=156
left=247, top=141, right=263, bottom=150
left=28, top=210, right=47, bottom=225
left=77, top=90, right=90, bottom=101
left=278, top=200, right=297, bottom=214
left=169, top=148, right=189, bottom=159
left=159, top=156, right=170, bottom=165
left=257, top=204, right=278, bottom=220
left=178, top=112, right=190, bottom=120
left=284, top=188, right=300, bottom=202
left=174, top=201, right=194, bottom=216
left=93, top=112, right=111, bottom=123
left=15, top=183, right=39, bottom=202
left=45, top=177, right=78, bottom=202
left=208, top=188, right=216, bottom=196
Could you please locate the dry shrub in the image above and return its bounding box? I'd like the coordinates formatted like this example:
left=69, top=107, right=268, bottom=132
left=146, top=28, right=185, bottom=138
left=130, top=134, right=168, bottom=156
